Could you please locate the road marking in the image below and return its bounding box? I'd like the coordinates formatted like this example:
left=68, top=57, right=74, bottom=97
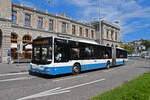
left=0, top=76, right=35, bottom=82
left=17, top=78, right=105, bottom=100
left=0, top=72, right=28, bottom=77
left=53, top=75, right=88, bottom=82
left=16, top=87, right=70, bottom=100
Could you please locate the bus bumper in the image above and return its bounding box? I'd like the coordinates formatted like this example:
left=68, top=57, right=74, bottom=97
left=30, top=64, right=72, bottom=75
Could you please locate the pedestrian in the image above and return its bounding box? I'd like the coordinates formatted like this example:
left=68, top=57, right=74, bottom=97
left=7, top=49, right=11, bottom=64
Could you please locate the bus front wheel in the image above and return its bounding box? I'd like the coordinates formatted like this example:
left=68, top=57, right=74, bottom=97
left=72, top=63, right=81, bottom=75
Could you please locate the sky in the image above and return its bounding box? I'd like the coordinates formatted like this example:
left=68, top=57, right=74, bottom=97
left=12, top=0, right=150, bottom=42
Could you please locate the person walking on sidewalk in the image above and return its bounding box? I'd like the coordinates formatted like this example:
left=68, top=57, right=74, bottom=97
left=7, top=49, right=11, bottom=64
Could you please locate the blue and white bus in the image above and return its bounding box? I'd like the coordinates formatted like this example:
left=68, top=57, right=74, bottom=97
left=30, top=37, right=128, bottom=75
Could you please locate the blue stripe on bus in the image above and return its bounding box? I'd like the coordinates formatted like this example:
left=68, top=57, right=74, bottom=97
left=30, top=61, right=123, bottom=75
left=30, top=65, right=72, bottom=75
left=31, top=62, right=107, bottom=75
left=81, top=63, right=107, bottom=71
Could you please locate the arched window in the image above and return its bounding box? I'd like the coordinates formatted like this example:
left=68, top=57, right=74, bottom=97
left=106, top=30, right=109, bottom=39
left=11, top=33, right=18, bottom=43
left=22, top=35, right=32, bottom=43
left=11, top=33, right=18, bottom=59
left=22, top=35, right=32, bottom=59
left=115, top=32, right=117, bottom=41
left=106, top=44, right=109, bottom=47
left=86, top=29, right=88, bottom=37
left=111, top=31, right=114, bottom=40
left=91, top=30, right=94, bottom=38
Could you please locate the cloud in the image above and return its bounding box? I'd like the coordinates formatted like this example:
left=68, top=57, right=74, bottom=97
left=66, top=0, right=150, bottom=41
left=18, top=0, right=34, bottom=8
left=13, top=0, right=150, bottom=41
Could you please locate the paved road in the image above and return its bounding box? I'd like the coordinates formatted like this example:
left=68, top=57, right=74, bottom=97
left=0, top=59, right=150, bottom=100
left=0, top=63, right=29, bottom=74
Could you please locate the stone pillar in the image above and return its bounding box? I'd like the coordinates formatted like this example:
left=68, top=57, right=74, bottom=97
left=31, top=13, right=37, bottom=29
left=0, top=21, right=11, bottom=63
left=17, top=10, right=24, bottom=27
left=76, top=25, right=79, bottom=36
left=55, top=19, right=58, bottom=33
left=0, top=0, right=12, bottom=63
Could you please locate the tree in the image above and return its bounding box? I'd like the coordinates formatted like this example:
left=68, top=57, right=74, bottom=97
left=120, top=43, right=135, bottom=54
left=141, top=40, right=150, bottom=50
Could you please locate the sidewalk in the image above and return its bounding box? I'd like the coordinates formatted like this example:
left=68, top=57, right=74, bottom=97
left=0, top=63, right=30, bottom=74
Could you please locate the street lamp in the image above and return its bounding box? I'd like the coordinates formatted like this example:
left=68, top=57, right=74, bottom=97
left=98, top=0, right=101, bottom=44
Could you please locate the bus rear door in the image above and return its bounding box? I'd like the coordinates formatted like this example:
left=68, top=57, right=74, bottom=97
left=112, top=47, right=116, bottom=66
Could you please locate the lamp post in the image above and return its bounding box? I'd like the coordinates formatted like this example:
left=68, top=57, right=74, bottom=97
left=98, top=0, right=101, bottom=44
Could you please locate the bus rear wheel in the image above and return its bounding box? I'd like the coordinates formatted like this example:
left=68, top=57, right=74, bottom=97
left=72, top=63, right=81, bottom=75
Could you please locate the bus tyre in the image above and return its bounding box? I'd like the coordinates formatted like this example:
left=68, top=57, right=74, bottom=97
left=72, top=63, right=81, bottom=75
left=106, top=61, right=110, bottom=69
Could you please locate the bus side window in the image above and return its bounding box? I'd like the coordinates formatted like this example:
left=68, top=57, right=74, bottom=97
left=71, top=48, right=79, bottom=60
left=54, top=39, right=69, bottom=63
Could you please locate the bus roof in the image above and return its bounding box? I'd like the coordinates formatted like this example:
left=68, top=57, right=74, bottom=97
left=116, top=47, right=127, bottom=51
left=54, top=36, right=99, bottom=45
left=77, top=39, right=99, bottom=45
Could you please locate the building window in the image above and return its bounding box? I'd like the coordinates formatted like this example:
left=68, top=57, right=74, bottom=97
left=111, top=31, right=114, bottom=40
left=72, top=25, right=76, bottom=35
left=49, top=19, right=53, bottom=32
left=91, top=30, right=94, bottom=38
left=115, top=32, right=117, bottom=41
left=79, top=27, right=82, bottom=36
left=12, top=11, right=17, bottom=24
left=106, top=30, right=109, bottom=39
left=62, top=22, right=67, bottom=33
left=24, top=14, right=31, bottom=26
left=85, top=29, right=88, bottom=37
left=37, top=17, right=43, bottom=29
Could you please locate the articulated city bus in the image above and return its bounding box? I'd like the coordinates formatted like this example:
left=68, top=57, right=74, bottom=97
left=30, top=37, right=128, bottom=75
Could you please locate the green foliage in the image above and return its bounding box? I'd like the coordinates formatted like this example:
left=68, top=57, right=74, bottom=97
left=141, top=40, right=150, bottom=50
left=120, top=43, right=134, bottom=54
left=88, top=71, right=150, bottom=100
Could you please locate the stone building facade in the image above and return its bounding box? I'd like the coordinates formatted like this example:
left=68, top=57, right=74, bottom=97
left=0, top=0, right=12, bottom=63
left=0, top=0, right=121, bottom=63
left=0, top=1, right=97, bottom=63
left=92, top=20, right=120, bottom=47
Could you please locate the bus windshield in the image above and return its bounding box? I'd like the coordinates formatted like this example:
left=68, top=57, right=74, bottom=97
left=32, top=38, right=52, bottom=65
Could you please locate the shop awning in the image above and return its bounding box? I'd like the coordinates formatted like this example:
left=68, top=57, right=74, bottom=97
left=25, top=44, right=32, bottom=49
left=11, top=43, right=17, bottom=48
